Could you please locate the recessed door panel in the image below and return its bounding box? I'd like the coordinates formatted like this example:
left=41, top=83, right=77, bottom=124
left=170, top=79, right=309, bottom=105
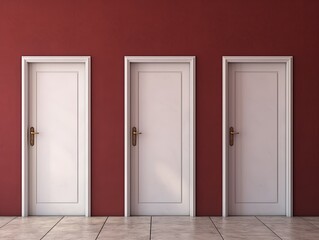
left=138, top=72, right=182, bottom=203
left=36, top=72, right=78, bottom=203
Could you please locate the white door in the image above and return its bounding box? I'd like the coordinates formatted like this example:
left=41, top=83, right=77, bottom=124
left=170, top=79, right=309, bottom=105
left=228, top=63, right=286, bottom=215
left=28, top=63, right=86, bottom=215
left=130, top=63, right=191, bottom=215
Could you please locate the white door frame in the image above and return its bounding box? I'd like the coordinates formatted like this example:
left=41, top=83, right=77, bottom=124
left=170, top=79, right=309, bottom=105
left=222, top=56, right=293, bottom=217
left=124, top=56, right=196, bottom=217
left=21, top=56, right=91, bottom=217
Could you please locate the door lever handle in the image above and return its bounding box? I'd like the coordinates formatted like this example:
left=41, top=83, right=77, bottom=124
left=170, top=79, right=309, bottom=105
left=30, top=127, right=39, bottom=146
left=132, top=127, right=142, bottom=146
left=230, top=130, right=239, bottom=135
left=229, top=127, right=239, bottom=146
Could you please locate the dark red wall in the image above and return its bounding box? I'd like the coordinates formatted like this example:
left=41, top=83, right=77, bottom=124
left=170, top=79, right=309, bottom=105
left=0, top=0, right=318, bottom=216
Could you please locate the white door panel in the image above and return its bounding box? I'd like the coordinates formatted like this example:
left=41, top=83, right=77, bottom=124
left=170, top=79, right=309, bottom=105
left=138, top=72, right=182, bottom=203
left=131, top=63, right=190, bottom=215
left=228, top=63, right=286, bottom=215
left=29, top=63, right=86, bottom=215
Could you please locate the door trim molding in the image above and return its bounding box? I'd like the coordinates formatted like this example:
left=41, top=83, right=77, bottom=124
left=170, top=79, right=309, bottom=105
left=21, top=56, right=91, bottom=217
left=124, top=56, right=196, bottom=216
left=222, top=56, right=293, bottom=217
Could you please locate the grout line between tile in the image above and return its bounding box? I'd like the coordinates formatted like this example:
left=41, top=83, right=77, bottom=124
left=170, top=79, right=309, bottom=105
left=255, top=216, right=283, bottom=240
left=95, top=216, right=109, bottom=240
left=301, top=217, right=319, bottom=229
left=40, top=216, right=64, bottom=240
left=209, top=217, right=224, bottom=240
left=0, top=216, right=18, bottom=228
left=149, top=216, right=153, bottom=240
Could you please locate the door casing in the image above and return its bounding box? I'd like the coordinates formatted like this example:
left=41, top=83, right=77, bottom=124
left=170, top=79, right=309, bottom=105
left=21, top=56, right=91, bottom=217
left=124, top=56, right=196, bottom=217
left=222, top=56, right=293, bottom=217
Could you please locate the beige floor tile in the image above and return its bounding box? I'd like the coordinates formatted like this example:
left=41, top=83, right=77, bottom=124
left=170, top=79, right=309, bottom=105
left=265, top=226, right=319, bottom=240
left=43, top=216, right=107, bottom=240
left=106, top=216, right=150, bottom=224
left=97, top=217, right=150, bottom=240
left=302, top=217, right=319, bottom=227
left=152, top=232, right=223, bottom=240
left=257, top=216, right=307, bottom=224
left=0, top=217, right=16, bottom=228
left=152, top=216, right=214, bottom=225
left=0, top=216, right=62, bottom=240
left=212, top=216, right=262, bottom=224
left=152, top=217, right=222, bottom=240
left=211, top=216, right=280, bottom=240
left=220, top=235, right=279, bottom=240
left=258, top=216, right=319, bottom=240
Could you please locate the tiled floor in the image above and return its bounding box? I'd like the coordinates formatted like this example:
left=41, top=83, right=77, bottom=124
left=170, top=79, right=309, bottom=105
left=0, top=216, right=318, bottom=239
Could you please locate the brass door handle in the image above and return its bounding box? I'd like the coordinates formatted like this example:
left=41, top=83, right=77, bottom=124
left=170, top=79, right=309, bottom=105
left=132, top=127, right=142, bottom=146
left=30, top=127, right=39, bottom=146
left=229, top=127, right=239, bottom=146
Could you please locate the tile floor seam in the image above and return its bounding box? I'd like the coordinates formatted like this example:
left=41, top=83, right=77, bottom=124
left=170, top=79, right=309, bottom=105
left=95, top=216, right=109, bottom=240
left=209, top=217, right=224, bottom=240
left=0, top=216, right=17, bottom=229
left=255, top=216, right=283, bottom=240
left=149, top=216, right=152, bottom=240
left=40, top=216, right=64, bottom=240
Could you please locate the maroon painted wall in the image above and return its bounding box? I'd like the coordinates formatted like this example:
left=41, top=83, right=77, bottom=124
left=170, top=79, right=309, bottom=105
left=0, top=0, right=318, bottom=216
